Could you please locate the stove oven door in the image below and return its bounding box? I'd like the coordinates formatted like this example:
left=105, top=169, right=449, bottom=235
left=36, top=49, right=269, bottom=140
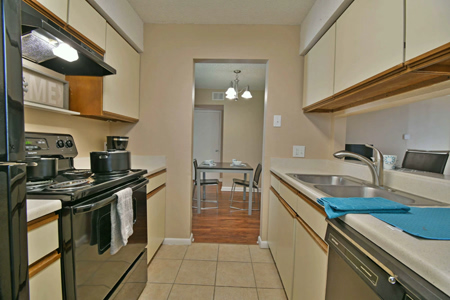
left=63, top=178, right=148, bottom=300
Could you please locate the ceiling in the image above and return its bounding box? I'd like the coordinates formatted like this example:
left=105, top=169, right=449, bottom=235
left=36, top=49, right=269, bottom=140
left=195, top=63, right=266, bottom=91
left=127, top=0, right=316, bottom=25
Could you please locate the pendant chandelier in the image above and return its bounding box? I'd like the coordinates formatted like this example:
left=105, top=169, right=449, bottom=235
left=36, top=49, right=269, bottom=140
left=225, top=70, right=252, bottom=101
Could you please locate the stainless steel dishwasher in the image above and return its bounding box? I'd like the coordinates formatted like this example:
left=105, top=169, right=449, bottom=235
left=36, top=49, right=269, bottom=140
left=325, top=219, right=449, bottom=300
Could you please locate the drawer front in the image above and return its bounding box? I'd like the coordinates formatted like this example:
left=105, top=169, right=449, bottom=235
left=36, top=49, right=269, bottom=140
left=147, top=172, right=166, bottom=194
left=296, top=197, right=327, bottom=240
left=271, top=175, right=280, bottom=194
left=28, top=219, right=59, bottom=265
left=29, top=258, right=62, bottom=300
left=279, top=183, right=298, bottom=212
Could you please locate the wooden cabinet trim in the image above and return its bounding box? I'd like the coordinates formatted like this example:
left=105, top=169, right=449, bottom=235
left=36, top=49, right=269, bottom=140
left=147, top=184, right=166, bottom=199
left=296, top=216, right=328, bottom=254
left=102, top=110, right=139, bottom=123
left=270, top=187, right=297, bottom=218
left=23, top=0, right=105, bottom=56
left=146, top=169, right=167, bottom=180
left=27, top=213, right=58, bottom=232
left=271, top=172, right=326, bottom=217
left=29, top=250, right=61, bottom=278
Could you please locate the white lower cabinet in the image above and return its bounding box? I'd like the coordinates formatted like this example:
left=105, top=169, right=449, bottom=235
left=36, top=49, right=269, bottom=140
left=292, top=218, right=328, bottom=300
left=268, top=189, right=296, bottom=300
left=29, top=258, right=63, bottom=300
left=147, top=187, right=166, bottom=263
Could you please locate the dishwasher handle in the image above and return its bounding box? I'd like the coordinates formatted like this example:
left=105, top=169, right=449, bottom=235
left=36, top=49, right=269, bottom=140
left=73, top=179, right=148, bottom=214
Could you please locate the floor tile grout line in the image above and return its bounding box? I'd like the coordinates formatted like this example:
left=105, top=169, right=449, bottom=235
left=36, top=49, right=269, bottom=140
left=166, top=247, right=186, bottom=299
left=251, top=259, right=260, bottom=300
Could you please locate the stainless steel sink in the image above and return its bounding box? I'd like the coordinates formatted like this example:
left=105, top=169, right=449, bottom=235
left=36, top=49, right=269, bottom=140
left=315, top=185, right=447, bottom=207
left=287, top=174, right=363, bottom=186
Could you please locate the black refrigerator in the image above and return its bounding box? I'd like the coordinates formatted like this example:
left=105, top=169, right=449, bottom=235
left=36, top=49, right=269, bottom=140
left=0, top=0, right=29, bottom=299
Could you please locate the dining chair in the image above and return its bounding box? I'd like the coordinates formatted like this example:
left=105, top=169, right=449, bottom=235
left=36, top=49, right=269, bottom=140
left=229, top=163, right=262, bottom=211
left=192, top=159, right=219, bottom=210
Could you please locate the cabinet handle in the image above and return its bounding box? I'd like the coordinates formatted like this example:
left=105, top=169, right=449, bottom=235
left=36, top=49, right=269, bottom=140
left=29, top=250, right=61, bottom=278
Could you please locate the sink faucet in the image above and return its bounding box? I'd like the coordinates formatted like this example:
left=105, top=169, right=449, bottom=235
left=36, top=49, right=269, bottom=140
left=333, top=144, right=384, bottom=186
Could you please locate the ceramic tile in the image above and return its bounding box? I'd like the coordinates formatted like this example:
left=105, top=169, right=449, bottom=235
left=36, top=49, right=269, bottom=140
left=184, top=243, right=218, bottom=261
left=214, top=287, right=258, bottom=300
left=138, top=283, right=172, bottom=300
left=218, top=244, right=251, bottom=262
left=252, top=263, right=283, bottom=288
left=168, top=284, right=214, bottom=300
left=113, top=282, right=146, bottom=300
left=249, top=245, right=273, bottom=263
left=155, top=245, right=188, bottom=260
left=147, top=259, right=182, bottom=283
left=257, top=288, right=287, bottom=300
left=215, top=262, right=256, bottom=288
left=175, top=260, right=217, bottom=285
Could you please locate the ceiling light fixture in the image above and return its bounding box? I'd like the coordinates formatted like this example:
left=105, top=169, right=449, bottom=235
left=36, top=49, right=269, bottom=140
left=225, top=70, right=252, bottom=101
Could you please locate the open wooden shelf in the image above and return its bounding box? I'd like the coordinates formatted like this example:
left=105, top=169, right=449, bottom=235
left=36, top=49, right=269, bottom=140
left=304, top=42, right=450, bottom=113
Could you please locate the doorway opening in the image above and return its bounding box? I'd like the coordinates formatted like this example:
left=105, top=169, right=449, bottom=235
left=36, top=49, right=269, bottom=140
left=191, top=60, right=267, bottom=244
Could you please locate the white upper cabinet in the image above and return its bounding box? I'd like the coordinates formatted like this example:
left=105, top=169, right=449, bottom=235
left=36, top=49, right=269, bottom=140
left=37, top=0, right=68, bottom=22
left=406, top=0, right=450, bottom=61
left=103, top=24, right=140, bottom=120
left=334, top=0, right=404, bottom=93
left=303, top=24, right=336, bottom=108
left=68, top=0, right=106, bottom=49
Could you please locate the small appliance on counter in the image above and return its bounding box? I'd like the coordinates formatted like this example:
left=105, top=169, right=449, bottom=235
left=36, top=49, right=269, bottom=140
left=107, top=136, right=129, bottom=150
left=26, top=132, right=148, bottom=300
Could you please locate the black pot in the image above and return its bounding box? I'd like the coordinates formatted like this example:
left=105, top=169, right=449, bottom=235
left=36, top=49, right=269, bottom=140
left=90, top=151, right=131, bottom=174
left=25, top=157, right=58, bottom=181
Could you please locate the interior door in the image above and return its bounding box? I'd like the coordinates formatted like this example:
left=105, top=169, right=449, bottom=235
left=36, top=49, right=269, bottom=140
left=193, top=109, right=222, bottom=179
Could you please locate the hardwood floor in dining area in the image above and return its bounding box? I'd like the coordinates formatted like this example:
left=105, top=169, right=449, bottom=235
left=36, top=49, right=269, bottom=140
left=192, top=183, right=260, bottom=245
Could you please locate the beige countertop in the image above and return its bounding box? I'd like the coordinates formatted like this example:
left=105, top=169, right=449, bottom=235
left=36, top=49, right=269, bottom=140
left=26, top=199, right=61, bottom=222
left=270, top=158, right=450, bottom=296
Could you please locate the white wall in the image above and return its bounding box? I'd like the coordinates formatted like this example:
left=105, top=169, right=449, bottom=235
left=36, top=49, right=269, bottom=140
left=345, top=96, right=450, bottom=174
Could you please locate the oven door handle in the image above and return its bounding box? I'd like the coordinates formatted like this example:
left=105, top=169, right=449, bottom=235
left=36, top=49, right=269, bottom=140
left=73, top=179, right=149, bottom=214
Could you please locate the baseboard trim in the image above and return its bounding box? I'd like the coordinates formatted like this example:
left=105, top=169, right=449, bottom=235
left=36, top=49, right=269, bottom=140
left=221, top=186, right=244, bottom=192
left=258, top=236, right=269, bottom=248
left=163, top=233, right=193, bottom=245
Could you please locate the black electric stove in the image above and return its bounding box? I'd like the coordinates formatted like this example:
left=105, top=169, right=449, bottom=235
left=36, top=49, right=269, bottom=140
left=27, top=168, right=147, bottom=203
left=25, top=132, right=148, bottom=300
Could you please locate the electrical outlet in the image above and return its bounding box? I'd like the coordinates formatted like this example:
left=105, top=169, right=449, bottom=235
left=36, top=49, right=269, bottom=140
left=273, top=115, right=281, bottom=127
left=293, top=145, right=305, bottom=157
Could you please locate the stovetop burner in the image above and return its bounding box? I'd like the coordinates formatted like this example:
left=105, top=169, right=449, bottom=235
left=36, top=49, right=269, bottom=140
left=63, top=169, right=93, bottom=180
left=46, top=179, right=91, bottom=191
left=92, top=170, right=131, bottom=181
left=26, top=180, right=54, bottom=191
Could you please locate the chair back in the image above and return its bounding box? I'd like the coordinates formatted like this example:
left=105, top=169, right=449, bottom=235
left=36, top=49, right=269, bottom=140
left=402, top=150, right=449, bottom=174
left=254, top=163, right=262, bottom=185
left=193, top=159, right=198, bottom=181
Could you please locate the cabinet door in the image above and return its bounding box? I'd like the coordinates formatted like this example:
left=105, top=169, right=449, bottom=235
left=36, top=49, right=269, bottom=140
left=334, top=0, right=404, bottom=93
left=29, top=258, right=63, bottom=300
left=292, top=220, right=328, bottom=300
left=303, top=24, right=336, bottom=107
left=147, top=187, right=166, bottom=263
left=268, top=190, right=280, bottom=258
left=103, top=24, right=140, bottom=120
left=275, top=205, right=296, bottom=300
left=36, top=0, right=68, bottom=22
left=406, top=0, right=450, bottom=61
left=68, top=0, right=106, bottom=49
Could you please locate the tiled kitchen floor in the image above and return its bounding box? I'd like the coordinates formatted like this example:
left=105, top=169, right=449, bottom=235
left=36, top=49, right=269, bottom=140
left=138, top=243, right=287, bottom=300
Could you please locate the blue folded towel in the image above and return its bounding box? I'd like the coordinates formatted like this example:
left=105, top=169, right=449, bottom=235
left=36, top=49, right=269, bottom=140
left=372, top=207, right=450, bottom=240
left=317, top=197, right=411, bottom=219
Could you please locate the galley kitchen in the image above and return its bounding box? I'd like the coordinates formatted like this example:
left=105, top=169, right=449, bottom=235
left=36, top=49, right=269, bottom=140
left=1, top=0, right=450, bottom=300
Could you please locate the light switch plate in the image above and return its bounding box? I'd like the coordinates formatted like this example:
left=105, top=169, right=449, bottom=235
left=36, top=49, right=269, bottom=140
left=273, top=115, right=281, bottom=127
left=293, top=145, right=305, bottom=157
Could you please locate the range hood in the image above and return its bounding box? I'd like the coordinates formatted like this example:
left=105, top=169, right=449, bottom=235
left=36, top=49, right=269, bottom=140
left=21, top=2, right=116, bottom=76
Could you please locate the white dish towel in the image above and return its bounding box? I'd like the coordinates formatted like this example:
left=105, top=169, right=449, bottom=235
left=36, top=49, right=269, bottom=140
left=110, top=187, right=134, bottom=255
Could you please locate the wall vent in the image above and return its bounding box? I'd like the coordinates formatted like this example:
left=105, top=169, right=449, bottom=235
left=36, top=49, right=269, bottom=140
left=212, top=92, right=225, bottom=101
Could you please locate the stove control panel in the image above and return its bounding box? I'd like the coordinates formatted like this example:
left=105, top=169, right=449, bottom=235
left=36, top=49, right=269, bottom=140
left=25, top=132, right=78, bottom=158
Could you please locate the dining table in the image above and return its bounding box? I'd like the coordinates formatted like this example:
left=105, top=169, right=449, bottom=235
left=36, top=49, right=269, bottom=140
left=196, top=162, right=254, bottom=215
